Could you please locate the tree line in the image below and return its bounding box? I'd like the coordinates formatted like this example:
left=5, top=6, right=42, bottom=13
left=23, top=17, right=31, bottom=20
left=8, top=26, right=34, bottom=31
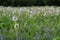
left=0, top=0, right=60, bottom=6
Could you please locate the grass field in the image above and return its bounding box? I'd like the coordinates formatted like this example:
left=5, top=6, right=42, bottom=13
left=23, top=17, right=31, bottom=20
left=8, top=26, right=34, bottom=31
left=0, top=6, right=60, bottom=40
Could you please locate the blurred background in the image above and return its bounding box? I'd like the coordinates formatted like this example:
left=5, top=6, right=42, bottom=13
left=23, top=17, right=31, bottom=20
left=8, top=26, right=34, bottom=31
left=0, top=0, right=60, bottom=6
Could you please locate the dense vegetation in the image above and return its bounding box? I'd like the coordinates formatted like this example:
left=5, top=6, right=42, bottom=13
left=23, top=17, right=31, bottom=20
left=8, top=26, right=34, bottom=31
left=0, top=0, right=60, bottom=6
left=0, top=7, right=60, bottom=40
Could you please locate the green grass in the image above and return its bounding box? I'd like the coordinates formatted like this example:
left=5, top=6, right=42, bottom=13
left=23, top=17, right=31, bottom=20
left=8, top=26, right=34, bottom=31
left=0, top=7, right=60, bottom=40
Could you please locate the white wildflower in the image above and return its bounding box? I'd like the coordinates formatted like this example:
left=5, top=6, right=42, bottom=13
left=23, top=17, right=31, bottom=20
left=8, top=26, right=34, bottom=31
left=48, top=11, right=52, bottom=14
left=37, top=11, right=40, bottom=14
left=7, top=7, right=11, bottom=10
left=44, top=12, right=47, bottom=16
left=12, top=16, right=18, bottom=21
left=56, top=10, right=60, bottom=13
left=56, top=13, right=59, bottom=15
left=29, top=14, right=33, bottom=17
left=14, top=23, right=19, bottom=29
left=0, top=8, right=2, bottom=11
left=10, top=29, right=14, bottom=32
left=30, top=10, right=36, bottom=15
left=27, top=9, right=30, bottom=13
left=12, top=10, right=16, bottom=14
left=3, top=10, right=5, bottom=13
left=41, top=8, right=44, bottom=11
left=30, top=11, right=33, bottom=14
left=19, top=8, right=23, bottom=11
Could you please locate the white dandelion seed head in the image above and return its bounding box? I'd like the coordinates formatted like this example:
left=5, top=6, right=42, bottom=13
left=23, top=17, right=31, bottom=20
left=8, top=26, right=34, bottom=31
left=27, top=9, right=30, bottom=13
left=10, top=29, right=14, bottom=32
left=12, top=16, right=18, bottom=21
left=44, top=12, right=47, bottom=16
left=12, top=10, right=16, bottom=14
left=41, top=8, right=44, bottom=11
left=3, top=10, right=5, bottom=13
left=0, top=8, right=3, bottom=11
left=56, top=13, right=59, bottom=15
left=48, top=11, right=52, bottom=14
left=29, top=14, right=33, bottom=17
left=37, top=11, right=40, bottom=14
left=19, top=8, right=23, bottom=11
left=14, top=23, right=19, bottom=29
left=7, top=7, right=11, bottom=10
left=56, top=10, right=60, bottom=13
left=30, top=11, right=33, bottom=14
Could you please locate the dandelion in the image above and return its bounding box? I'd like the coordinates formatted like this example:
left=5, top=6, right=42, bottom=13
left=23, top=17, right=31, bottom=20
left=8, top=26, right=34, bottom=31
left=48, top=11, right=52, bottom=14
left=37, top=11, right=40, bottom=14
left=7, top=7, right=11, bottom=10
left=14, top=23, right=19, bottom=29
left=30, top=11, right=33, bottom=14
left=3, top=10, right=5, bottom=13
left=27, top=9, right=30, bottom=13
left=44, top=12, right=47, bottom=16
left=12, top=16, right=18, bottom=21
left=12, top=10, right=16, bottom=14
left=41, top=9, right=44, bottom=11
left=10, top=29, right=14, bottom=32
left=0, top=8, right=2, bottom=11
left=29, top=14, right=33, bottom=17
left=56, top=10, right=60, bottom=13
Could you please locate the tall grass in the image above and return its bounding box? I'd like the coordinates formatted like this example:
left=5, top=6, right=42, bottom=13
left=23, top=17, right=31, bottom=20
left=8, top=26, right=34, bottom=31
left=0, top=6, right=60, bottom=40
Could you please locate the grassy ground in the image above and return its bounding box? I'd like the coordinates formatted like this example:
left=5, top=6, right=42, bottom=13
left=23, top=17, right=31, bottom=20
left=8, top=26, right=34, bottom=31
left=0, top=6, right=60, bottom=40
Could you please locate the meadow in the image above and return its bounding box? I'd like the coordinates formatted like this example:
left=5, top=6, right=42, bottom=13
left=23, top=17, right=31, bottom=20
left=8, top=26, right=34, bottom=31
left=0, top=6, right=60, bottom=40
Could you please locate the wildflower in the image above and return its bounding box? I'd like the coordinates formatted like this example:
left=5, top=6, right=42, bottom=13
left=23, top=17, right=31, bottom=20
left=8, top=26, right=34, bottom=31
left=30, top=11, right=33, bottom=14
left=44, top=12, right=47, bottom=16
left=10, top=29, right=14, bottom=32
left=3, top=10, right=5, bottom=13
left=27, top=9, right=30, bottom=13
left=56, top=10, right=60, bottom=13
left=29, top=14, right=33, bottom=17
left=41, top=9, right=44, bottom=11
left=46, top=27, right=49, bottom=33
left=12, top=16, right=18, bottom=21
left=48, top=11, right=52, bottom=14
left=7, top=7, right=11, bottom=10
left=0, top=8, right=2, bottom=11
left=14, top=23, right=19, bottom=29
left=37, top=11, right=40, bottom=14
left=19, top=8, right=23, bottom=11
left=12, top=10, right=16, bottom=14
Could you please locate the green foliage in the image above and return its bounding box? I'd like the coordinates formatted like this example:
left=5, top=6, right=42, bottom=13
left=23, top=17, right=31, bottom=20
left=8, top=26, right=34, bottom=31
left=0, top=7, right=60, bottom=40
left=52, top=37, right=60, bottom=40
